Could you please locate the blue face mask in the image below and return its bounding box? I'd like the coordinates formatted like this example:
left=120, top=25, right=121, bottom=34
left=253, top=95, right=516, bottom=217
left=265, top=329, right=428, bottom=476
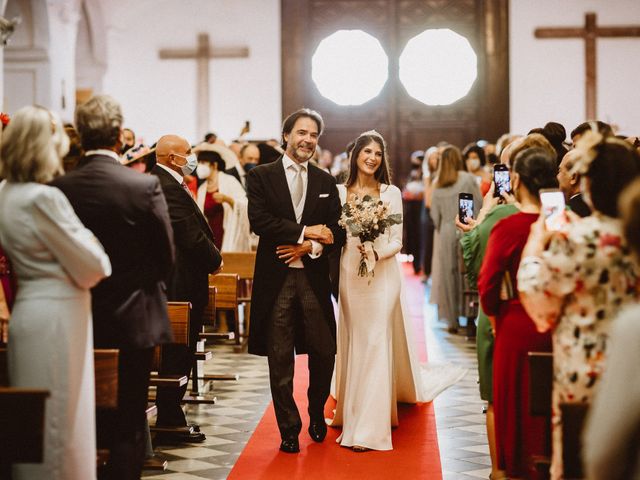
left=173, top=153, right=198, bottom=176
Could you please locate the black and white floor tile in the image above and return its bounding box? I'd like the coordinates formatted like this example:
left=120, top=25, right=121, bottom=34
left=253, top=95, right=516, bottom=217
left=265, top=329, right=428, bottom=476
left=143, top=281, right=491, bottom=479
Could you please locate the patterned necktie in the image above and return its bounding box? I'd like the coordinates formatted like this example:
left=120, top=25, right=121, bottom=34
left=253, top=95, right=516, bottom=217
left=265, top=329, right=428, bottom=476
left=289, top=164, right=304, bottom=207
left=181, top=181, right=193, bottom=198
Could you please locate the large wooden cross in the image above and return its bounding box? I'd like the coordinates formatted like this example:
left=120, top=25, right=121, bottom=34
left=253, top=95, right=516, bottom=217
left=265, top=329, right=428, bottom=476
left=535, top=12, right=640, bottom=120
left=159, top=33, right=249, bottom=139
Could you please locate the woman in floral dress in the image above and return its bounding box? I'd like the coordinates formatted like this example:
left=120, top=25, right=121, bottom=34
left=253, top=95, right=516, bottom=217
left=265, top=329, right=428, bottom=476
left=518, top=132, right=640, bottom=479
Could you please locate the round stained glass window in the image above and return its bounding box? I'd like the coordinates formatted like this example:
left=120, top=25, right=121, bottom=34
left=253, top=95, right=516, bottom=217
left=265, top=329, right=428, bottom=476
left=399, top=29, right=477, bottom=105
left=312, top=29, right=389, bottom=106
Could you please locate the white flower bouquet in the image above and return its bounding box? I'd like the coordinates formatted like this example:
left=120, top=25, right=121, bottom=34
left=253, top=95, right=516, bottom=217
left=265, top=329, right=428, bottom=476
left=338, top=194, right=402, bottom=280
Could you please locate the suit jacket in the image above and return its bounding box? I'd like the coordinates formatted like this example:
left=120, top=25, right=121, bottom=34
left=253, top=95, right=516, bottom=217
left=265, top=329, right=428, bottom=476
left=568, top=193, right=591, bottom=218
left=151, top=165, right=222, bottom=310
left=246, top=157, right=345, bottom=356
left=51, top=154, right=175, bottom=349
left=225, top=166, right=243, bottom=187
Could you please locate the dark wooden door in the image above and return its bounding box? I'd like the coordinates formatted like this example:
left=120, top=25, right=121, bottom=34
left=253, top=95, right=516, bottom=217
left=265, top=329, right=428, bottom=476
left=281, top=0, right=509, bottom=183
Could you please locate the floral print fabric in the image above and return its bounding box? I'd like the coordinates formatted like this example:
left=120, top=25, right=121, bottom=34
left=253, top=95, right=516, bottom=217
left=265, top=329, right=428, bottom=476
left=518, top=212, right=639, bottom=478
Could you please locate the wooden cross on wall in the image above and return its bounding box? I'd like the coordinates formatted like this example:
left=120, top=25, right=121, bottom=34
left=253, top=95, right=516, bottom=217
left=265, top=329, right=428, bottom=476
left=159, top=33, right=249, bottom=140
left=535, top=12, right=640, bottom=120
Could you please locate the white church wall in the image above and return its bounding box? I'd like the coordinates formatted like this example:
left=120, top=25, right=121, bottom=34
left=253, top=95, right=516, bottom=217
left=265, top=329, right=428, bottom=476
left=101, top=0, right=281, bottom=146
left=3, top=0, right=53, bottom=115
left=510, top=0, right=640, bottom=138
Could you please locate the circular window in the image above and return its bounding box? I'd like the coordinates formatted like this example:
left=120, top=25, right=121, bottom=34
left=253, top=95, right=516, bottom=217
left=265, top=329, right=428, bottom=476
left=399, top=29, right=477, bottom=106
left=312, top=29, right=389, bottom=106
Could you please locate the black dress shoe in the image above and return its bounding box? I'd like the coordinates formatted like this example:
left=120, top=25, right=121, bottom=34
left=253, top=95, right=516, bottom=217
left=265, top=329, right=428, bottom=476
left=308, top=421, right=327, bottom=442
left=154, top=431, right=206, bottom=445
left=280, top=436, right=299, bottom=453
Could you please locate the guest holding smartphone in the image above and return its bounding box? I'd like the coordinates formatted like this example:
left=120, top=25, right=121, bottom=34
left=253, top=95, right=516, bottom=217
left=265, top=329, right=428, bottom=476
left=430, top=145, right=481, bottom=333
left=478, top=147, right=558, bottom=479
left=518, top=132, right=640, bottom=480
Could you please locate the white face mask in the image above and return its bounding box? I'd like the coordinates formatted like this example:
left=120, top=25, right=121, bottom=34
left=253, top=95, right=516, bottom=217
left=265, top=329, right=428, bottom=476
left=467, top=158, right=481, bottom=172
left=173, top=153, right=198, bottom=176
left=197, top=162, right=211, bottom=179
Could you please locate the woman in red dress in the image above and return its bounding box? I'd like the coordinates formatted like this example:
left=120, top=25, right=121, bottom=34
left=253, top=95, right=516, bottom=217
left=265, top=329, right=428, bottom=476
left=478, top=147, right=558, bottom=479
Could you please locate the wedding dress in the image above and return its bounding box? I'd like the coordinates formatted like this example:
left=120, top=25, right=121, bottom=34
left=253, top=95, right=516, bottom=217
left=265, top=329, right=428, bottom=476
left=328, top=184, right=466, bottom=450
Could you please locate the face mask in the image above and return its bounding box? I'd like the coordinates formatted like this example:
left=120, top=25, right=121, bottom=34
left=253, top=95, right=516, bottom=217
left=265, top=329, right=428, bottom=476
left=244, top=162, right=257, bottom=172
left=467, top=158, right=481, bottom=171
left=173, top=153, right=198, bottom=176
left=197, top=162, right=211, bottom=179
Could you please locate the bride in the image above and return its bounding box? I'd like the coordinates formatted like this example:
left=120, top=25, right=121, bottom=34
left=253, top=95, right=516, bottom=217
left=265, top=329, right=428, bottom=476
left=328, top=130, right=465, bottom=452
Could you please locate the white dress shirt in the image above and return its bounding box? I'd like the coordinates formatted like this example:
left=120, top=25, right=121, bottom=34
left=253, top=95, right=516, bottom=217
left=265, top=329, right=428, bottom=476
left=282, top=154, right=322, bottom=268
left=85, top=149, right=121, bottom=163
left=156, top=162, right=185, bottom=184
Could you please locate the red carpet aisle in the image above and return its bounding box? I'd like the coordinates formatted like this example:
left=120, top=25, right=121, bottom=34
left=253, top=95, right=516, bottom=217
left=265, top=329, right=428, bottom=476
left=228, top=267, right=442, bottom=480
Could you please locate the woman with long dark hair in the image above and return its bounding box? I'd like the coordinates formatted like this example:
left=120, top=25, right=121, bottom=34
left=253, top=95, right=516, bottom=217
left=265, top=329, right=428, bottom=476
left=328, top=131, right=464, bottom=452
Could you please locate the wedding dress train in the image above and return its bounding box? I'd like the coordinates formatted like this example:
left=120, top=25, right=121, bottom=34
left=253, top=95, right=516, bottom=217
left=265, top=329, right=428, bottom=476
left=327, top=184, right=466, bottom=450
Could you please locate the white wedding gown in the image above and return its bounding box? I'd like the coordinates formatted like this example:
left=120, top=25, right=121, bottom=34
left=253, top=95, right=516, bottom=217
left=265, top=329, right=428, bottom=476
left=328, top=184, right=466, bottom=450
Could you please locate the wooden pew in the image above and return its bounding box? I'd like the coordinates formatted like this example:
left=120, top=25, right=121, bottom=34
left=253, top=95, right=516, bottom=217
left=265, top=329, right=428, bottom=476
left=560, top=402, right=589, bottom=480
left=0, top=349, right=121, bottom=469
left=528, top=351, right=553, bottom=479
left=207, top=273, right=241, bottom=346
left=198, top=284, right=239, bottom=385
left=0, top=387, right=49, bottom=474
left=149, top=302, right=215, bottom=408
left=201, top=285, right=233, bottom=340
left=95, top=349, right=118, bottom=469
left=219, top=252, right=256, bottom=342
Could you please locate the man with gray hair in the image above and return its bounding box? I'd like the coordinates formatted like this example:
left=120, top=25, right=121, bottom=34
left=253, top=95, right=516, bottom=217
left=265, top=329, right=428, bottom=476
left=51, top=94, right=175, bottom=480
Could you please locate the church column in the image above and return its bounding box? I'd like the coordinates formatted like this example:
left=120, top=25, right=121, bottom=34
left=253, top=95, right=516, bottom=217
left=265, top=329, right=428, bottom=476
left=45, top=0, right=81, bottom=121
left=0, top=0, right=9, bottom=104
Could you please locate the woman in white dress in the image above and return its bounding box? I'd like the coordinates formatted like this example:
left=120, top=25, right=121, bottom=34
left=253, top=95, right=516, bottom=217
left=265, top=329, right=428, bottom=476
left=328, top=131, right=465, bottom=451
left=195, top=148, right=252, bottom=252
left=0, top=106, right=111, bottom=480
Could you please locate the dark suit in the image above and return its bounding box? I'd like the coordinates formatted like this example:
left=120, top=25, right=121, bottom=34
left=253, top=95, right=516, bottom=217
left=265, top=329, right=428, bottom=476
left=225, top=166, right=244, bottom=188
left=247, top=157, right=345, bottom=437
left=568, top=192, right=591, bottom=217
left=151, top=165, right=222, bottom=426
left=51, top=153, right=174, bottom=480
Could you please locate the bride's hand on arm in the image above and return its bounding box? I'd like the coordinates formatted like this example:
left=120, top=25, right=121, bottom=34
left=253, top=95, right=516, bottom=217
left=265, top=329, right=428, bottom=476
left=276, top=241, right=313, bottom=264
left=305, top=224, right=334, bottom=244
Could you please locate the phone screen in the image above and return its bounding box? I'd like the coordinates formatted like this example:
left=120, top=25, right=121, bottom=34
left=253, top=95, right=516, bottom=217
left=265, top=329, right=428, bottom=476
left=540, top=190, right=567, bottom=231
left=458, top=196, right=474, bottom=224
left=494, top=168, right=511, bottom=197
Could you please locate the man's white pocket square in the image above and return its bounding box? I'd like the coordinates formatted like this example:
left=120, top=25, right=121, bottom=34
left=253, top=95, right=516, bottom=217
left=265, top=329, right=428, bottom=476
left=318, top=193, right=329, bottom=198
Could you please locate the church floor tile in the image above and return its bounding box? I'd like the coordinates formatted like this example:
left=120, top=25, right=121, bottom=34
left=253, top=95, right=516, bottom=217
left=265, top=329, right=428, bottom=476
left=143, top=279, right=491, bottom=479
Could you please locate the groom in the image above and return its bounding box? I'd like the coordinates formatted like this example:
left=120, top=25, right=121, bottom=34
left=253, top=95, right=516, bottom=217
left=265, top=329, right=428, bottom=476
left=247, top=108, right=345, bottom=453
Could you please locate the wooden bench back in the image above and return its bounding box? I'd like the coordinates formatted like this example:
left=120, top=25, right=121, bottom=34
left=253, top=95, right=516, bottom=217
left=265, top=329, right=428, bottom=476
left=203, top=285, right=217, bottom=326
left=209, top=273, right=240, bottom=310
left=94, top=349, right=119, bottom=409
left=0, top=387, right=49, bottom=464
left=0, top=348, right=119, bottom=410
left=221, top=252, right=256, bottom=280
left=528, top=351, right=553, bottom=417
left=153, top=302, right=191, bottom=371
left=166, top=302, right=191, bottom=345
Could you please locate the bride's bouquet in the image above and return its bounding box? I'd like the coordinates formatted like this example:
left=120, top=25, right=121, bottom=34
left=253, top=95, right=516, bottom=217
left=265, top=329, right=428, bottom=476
left=339, top=194, right=402, bottom=281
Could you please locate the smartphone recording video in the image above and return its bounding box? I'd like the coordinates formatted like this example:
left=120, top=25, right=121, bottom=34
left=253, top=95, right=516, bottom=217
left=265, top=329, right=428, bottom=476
left=458, top=193, right=474, bottom=225
left=540, top=189, right=567, bottom=231
left=493, top=165, right=511, bottom=198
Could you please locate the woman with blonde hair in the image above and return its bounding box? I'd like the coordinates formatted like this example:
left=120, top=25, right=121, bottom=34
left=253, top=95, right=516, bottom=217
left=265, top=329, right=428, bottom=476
left=0, top=105, right=111, bottom=480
